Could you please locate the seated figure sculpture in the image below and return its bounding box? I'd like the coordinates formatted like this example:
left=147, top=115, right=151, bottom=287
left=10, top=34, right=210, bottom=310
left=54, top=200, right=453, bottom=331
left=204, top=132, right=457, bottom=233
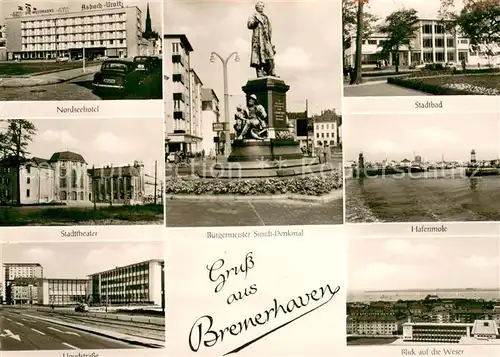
left=235, top=94, right=268, bottom=141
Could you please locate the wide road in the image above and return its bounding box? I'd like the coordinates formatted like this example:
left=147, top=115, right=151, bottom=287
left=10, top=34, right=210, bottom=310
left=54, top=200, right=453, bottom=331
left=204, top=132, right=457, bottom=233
left=0, top=309, right=138, bottom=351
left=0, top=72, right=162, bottom=101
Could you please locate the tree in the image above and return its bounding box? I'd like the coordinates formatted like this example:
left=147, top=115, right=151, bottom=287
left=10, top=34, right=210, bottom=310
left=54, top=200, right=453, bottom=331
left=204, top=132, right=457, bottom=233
left=0, top=120, right=37, bottom=205
left=350, top=0, right=371, bottom=84
left=342, top=0, right=378, bottom=52
left=440, top=0, right=500, bottom=65
left=378, top=8, right=420, bottom=73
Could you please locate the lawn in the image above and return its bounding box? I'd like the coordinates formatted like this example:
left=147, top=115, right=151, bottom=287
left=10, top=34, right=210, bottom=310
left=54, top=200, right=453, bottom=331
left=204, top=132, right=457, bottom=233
left=0, top=61, right=88, bottom=76
left=0, top=204, right=164, bottom=226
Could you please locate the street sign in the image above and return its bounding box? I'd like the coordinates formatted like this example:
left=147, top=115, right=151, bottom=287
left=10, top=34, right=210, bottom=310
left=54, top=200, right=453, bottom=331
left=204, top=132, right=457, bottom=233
left=212, top=122, right=226, bottom=132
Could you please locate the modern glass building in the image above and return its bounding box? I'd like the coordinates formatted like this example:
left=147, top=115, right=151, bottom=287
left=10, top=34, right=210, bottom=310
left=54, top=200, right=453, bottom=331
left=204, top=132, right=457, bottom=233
left=89, top=259, right=164, bottom=306
left=37, top=278, right=90, bottom=306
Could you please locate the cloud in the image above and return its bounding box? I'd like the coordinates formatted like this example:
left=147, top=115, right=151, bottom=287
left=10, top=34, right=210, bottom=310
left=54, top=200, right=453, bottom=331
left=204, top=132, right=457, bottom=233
left=351, top=262, right=428, bottom=290
left=39, top=130, right=78, bottom=147
left=93, top=132, right=136, bottom=155
left=22, top=247, right=55, bottom=262
left=383, top=240, right=440, bottom=259
left=275, top=47, right=312, bottom=70
left=410, top=126, right=460, bottom=144
left=463, top=255, right=499, bottom=268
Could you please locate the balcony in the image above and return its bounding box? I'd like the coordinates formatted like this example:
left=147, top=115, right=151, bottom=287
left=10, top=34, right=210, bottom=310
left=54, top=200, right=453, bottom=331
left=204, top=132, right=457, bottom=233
left=172, top=74, right=184, bottom=84
left=171, top=54, right=184, bottom=65
left=173, top=110, right=185, bottom=120
left=173, top=93, right=185, bottom=102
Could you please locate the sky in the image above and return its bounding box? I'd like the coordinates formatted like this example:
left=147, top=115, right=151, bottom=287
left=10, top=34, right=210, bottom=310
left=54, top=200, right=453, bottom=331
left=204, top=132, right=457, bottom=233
left=1, top=241, right=163, bottom=280
left=348, top=237, right=500, bottom=291
left=344, top=113, right=500, bottom=162
left=164, top=0, right=342, bottom=115
left=1, top=0, right=162, bottom=33
left=0, top=119, right=164, bottom=178
left=366, top=0, right=465, bottom=21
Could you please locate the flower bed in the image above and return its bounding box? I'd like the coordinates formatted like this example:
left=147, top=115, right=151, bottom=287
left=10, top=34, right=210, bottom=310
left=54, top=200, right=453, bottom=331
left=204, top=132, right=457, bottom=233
left=165, top=171, right=342, bottom=196
left=388, top=74, right=500, bottom=95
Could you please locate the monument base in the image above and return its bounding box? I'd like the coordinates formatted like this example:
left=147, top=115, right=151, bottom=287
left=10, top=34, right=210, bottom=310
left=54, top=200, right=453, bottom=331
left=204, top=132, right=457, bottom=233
left=228, top=139, right=304, bottom=162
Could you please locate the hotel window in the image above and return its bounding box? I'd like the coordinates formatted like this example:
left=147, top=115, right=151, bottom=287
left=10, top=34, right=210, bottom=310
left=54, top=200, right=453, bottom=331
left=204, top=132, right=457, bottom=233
left=435, top=52, right=445, bottom=61
left=435, top=38, right=444, bottom=47
left=26, top=189, right=30, bottom=198
left=423, top=24, right=432, bottom=34
left=447, top=38, right=454, bottom=47
left=423, top=39, right=432, bottom=48
left=368, top=39, right=377, bottom=45
left=26, top=177, right=30, bottom=184
left=172, top=42, right=180, bottom=54
left=434, top=24, right=445, bottom=34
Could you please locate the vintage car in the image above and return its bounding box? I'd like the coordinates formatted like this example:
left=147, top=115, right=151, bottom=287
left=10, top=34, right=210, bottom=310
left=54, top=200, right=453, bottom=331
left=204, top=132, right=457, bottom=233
left=75, top=303, right=89, bottom=312
left=133, top=56, right=162, bottom=73
left=92, top=59, right=145, bottom=96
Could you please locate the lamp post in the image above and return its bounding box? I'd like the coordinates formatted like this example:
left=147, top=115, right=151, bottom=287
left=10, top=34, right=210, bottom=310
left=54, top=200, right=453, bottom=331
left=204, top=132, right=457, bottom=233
left=210, top=51, right=240, bottom=158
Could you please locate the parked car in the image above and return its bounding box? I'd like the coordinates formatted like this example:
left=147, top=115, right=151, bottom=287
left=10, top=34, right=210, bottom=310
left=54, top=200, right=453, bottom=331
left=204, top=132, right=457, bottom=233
left=133, top=56, right=162, bottom=73
left=75, top=303, right=89, bottom=312
left=92, top=59, right=145, bottom=97
left=56, top=56, right=69, bottom=62
left=167, top=152, right=176, bottom=163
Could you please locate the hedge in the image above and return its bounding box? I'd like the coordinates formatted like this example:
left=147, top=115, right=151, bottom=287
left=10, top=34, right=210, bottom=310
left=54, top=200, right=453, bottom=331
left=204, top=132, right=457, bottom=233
left=387, top=77, right=474, bottom=95
left=165, top=171, right=342, bottom=196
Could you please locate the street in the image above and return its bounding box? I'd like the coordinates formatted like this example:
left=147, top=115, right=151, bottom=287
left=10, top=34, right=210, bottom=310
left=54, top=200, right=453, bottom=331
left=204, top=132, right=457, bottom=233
left=0, top=307, right=165, bottom=351
left=0, top=308, right=140, bottom=350
left=166, top=199, right=343, bottom=226
left=0, top=71, right=162, bottom=101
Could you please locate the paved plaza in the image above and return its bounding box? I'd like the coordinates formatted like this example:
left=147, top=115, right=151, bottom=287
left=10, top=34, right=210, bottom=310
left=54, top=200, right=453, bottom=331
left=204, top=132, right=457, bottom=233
left=166, top=199, right=343, bottom=227
left=343, top=81, right=430, bottom=97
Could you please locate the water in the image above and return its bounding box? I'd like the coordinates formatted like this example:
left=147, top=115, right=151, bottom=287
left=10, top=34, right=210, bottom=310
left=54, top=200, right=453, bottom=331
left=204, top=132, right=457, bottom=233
left=345, top=169, right=500, bottom=222
left=347, top=289, right=500, bottom=302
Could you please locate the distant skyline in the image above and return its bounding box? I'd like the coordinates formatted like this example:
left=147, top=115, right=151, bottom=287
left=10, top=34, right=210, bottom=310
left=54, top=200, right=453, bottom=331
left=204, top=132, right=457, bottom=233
left=344, top=113, right=499, bottom=162
left=0, top=119, right=164, bottom=178
left=366, top=0, right=465, bottom=20
left=1, top=242, right=163, bottom=283
left=0, top=0, right=162, bottom=33
left=349, top=237, right=500, bottom=291
left=164, top=0, right=342, bottom=115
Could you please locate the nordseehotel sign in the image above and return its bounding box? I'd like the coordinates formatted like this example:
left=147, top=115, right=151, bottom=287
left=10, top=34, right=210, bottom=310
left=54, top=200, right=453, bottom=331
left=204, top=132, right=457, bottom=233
left=10, top=1, right=124, bottom=18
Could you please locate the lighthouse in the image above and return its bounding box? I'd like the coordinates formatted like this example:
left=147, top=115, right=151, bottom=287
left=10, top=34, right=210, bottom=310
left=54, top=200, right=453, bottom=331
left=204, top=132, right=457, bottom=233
left=470, top=149, right=476, bottom=164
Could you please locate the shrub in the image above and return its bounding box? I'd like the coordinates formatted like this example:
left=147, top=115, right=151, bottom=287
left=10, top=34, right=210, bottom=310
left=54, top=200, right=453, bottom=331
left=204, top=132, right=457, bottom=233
left=387, top=77, right=472, bottom=95
left=165, top=171, right=342, bottom=196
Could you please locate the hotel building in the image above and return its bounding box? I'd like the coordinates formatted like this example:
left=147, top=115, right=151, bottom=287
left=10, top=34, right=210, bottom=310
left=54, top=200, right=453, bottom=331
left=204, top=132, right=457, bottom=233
left=4, top=3, right=142, bottom=60
left=2, top=263, right=44, bottom=305
left=0, top=152, right=149, bottom=206
left=313, top=110, right=341, bottom=149
left=347, top=315, right=400, bottom=335
left=89, top=259, right=164, bottom=306
left=344, top=18, right=497, bottom=67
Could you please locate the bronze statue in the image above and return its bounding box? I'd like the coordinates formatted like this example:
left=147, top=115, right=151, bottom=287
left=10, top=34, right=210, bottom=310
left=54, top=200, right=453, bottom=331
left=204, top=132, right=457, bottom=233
left=247, top=1, right=277, bottom=77
left=235, top=94, right=268, bottom=140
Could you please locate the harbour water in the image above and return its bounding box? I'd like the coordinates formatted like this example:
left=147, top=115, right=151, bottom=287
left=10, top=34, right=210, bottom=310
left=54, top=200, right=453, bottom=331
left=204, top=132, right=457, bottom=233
left=345, top=169, right=500, bottom=222
left=347, top=289, right=500, bottom=302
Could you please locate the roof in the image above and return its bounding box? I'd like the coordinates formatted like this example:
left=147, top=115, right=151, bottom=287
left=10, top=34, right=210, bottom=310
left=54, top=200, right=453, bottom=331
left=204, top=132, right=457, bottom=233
left=3, top=262, right=42, bottom=267
left=49, top=151, right=86, bottom=163
left=164, top=34, right=193, bottom=52
left=88, top=259, right=163, bottom=277
left=472, top=320, right=499, bottom=336
left=348, top=315, right=398, bottom=322
left=404, top=322, right=474, bottom=327
left=89, top=165, right=142, bottom=177
left=201, top=88, right=219, bottom=102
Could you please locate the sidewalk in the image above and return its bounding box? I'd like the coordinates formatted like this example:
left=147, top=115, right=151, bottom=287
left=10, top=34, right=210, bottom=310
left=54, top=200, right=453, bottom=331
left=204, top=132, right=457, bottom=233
left=23, top=313, right=165, bottom=348
left=0, top=64, right=101, bottom=88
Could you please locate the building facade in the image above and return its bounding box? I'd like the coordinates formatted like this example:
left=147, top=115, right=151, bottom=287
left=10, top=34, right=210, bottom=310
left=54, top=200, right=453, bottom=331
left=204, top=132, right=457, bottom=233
left=347, top=315, right=399, bottom=336
left=165, top=34, right=208, bottom=155
left=89, top=259, right=164, bottom=306
left=37, top=278, right=90, bottom=306
left=2, top=263, right=44, bottom=305
left=403, top=322, right=473, bottom=343
left=4, top=3, right=142, bottom=60
left=313, top=109, right=340, bottom=149
left=0, top=152, right=150, bottom=205
left=90, top=161, right=145, bottom=205
left=201, top=88, right=221, bottom=155
left=344, top=19, right=498, bottom=67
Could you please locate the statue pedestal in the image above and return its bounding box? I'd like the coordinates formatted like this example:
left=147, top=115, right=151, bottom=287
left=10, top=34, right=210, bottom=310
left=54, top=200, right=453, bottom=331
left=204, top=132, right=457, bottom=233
left=228, top=76, right=303, bottom=163
left=197, top=77, right=334, bottom=179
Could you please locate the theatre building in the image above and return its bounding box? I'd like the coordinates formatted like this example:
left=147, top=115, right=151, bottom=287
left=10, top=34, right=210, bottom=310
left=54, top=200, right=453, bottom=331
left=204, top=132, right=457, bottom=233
left=37, top=278, right=90, bottom=306
left=4, top=3, right=142, bottom=60
left=89, top=259, right=164, bottom=306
